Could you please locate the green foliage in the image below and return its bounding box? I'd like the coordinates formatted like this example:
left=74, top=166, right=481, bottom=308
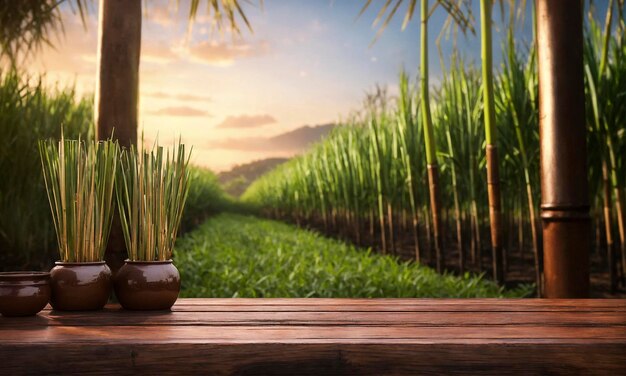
left=0, top=69, right=93, bottom=269
left=240, top=72, right=433, bottom=249
left=0, top=1, right=88, bottom=66
left=182, top=165, right=236, bottom=232
left=116, top=141, right=191, bottom=261
left=244, top=75, right=407, bottom=220
left=176, top=214, right=531, bottom=298
left=39, top=137, right=118, bottom=262
left=358, top=0, right=475, bottom=42
left=584, top=8, right=626, bottom=202
left=434, top=54, right=485, bottom=219
left=0, top=70, right=230, bottom=269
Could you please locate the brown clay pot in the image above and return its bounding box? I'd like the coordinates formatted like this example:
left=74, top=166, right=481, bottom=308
left=0, top=272, right=51, bottom=317
left=114, top=260, right=180, bottom=310
left=50, top=261, right=112, bottom=311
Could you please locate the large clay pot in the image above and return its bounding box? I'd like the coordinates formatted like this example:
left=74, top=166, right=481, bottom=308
left=114, top=260, right=180, bottom=310
left=50, top=262, right=111, bottom=311
left=0, top=272, right=51, bottom=317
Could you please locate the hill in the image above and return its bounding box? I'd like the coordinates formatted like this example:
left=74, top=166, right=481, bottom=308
left=267, top=123, right=335, bottom=151
left=215, top=123, right=336, bottom=196
left=208, top=123, right=335, bottom=152
left=218, top=157, right=289, bottom=197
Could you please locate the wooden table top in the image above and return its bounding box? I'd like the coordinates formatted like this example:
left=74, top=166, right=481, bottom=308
left=1, top=298, right=625, bottom=375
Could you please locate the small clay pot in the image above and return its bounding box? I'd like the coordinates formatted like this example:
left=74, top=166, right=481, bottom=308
left=114, top=260, right=180, bottom=310
left=0, top=272, right=51, bottom=317
left=50, top=261, right=112, bottom=311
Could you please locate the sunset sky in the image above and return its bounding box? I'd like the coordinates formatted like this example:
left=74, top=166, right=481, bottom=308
left=24, top=0, right=540, bottom=171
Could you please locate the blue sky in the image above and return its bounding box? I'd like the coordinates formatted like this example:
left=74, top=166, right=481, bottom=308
left=27, top=0, right=609, bottom=170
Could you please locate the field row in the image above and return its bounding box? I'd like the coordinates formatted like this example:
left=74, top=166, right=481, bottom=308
left=175, top=214, right=531, bottom=298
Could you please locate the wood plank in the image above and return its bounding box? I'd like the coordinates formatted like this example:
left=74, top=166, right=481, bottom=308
left=1, top=325, right=625, bottom=343
left=4, top=310, right=625, bottom=328
left=1, top=343, right=625, bottom=375
left=170, top=298, right=626, bottom=312
left=1, top=299, right=624, bottom=375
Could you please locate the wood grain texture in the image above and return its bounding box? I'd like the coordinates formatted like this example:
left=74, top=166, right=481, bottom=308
left=1, top=299, right=625, bottom=375
left=3, top=310, right=626, bottom=328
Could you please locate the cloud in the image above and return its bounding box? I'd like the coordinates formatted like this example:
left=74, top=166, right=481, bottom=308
left=216, top=114, right=277, bottom=129
left=145, top=4, right=175, bottom=27
left=143, top=38, right=271, bottom=67
left=188, top=40, right=270, bottom=66
left=143, top=91, right=212, bottom=102
left=150, top=106, right=210, bottom=117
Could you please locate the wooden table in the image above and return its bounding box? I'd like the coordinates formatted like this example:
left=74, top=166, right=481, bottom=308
left=1, top=299, right=625, bottom=375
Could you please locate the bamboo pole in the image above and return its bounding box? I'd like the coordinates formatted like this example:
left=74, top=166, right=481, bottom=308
left=537, top=0, right=590, bottom=298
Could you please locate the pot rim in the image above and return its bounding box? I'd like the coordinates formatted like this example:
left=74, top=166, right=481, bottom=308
left=54, top=261, right=107, bottom=266
left=0, top=272, right=50, bottom=286
left=124, top=259, right=173, bottom=265
left=0, top=271, right=50, bottom=280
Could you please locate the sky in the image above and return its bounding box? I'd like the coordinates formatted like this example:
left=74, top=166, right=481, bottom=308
left=23, top=0, right=544, bottom=171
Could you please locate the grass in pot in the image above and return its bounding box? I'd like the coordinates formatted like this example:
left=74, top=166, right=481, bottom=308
left=39, top=136, right=118, bottom=311
left=114, top=140, right=191, bottom=310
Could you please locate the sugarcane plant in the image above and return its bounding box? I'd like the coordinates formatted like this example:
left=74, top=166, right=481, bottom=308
left=419, top=0, right=446, bottom=272
left=116, top=139, right=192, bottom=261
left=584, top=0, right=626, bottom=290
left=39, top=135, right=118, bottom=262
left=358, top=0, right=475, bottom=272
left=433, top=54, right=484, bottom=275
left=479, top=0, right=505, bottom=284
left=495, top=20, right=542, bottom=295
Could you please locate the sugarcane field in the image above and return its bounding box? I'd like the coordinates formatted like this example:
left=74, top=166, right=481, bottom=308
left=2, top=0, right=626, bottom=298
